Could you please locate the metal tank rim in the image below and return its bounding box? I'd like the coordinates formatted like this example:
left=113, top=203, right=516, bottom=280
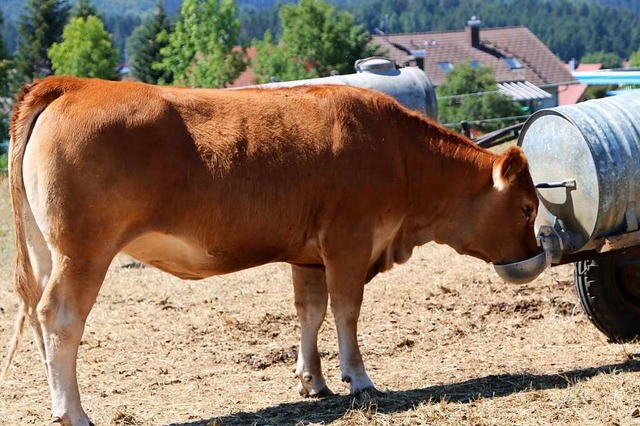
left=517, top=107, right=603, bottom=255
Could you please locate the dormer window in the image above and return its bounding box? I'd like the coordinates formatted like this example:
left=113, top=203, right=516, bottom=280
left=438, top=62, right=454, bottom=72
left=504, top=57, right=523, bottom=69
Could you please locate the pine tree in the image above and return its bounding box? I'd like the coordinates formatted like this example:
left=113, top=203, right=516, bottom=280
left=0, top=9, right=7, bottom=62
left=48, top=15, right=119, bottom=80
left=156, top=0, right=246, bottom=88
left=126, top=1, right=172, bottom=84
left=13, top=0, right=71, bottom=84
left=74, top=0, right=99, bottom=19
left=0, top=8, right=10, bottom=143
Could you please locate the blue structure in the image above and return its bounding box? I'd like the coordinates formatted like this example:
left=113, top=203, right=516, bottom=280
left=573, top=70, right=640, bottom=86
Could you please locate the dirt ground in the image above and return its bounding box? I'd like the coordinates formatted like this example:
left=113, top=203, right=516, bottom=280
left=1, top=175, right=639, bottom=426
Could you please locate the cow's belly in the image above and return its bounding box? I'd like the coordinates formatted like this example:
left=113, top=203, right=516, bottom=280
left=122, top=232, right=274, bottom=279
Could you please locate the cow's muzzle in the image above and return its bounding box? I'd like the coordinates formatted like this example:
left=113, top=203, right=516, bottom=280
left=492, top=249, right=550, bottom=284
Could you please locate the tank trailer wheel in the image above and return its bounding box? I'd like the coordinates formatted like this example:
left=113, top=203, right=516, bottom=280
left=574, top=252, right=640, bottom=342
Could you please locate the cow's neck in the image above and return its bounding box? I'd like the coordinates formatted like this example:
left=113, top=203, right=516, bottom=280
left=403, top=118, right=496, bottom=255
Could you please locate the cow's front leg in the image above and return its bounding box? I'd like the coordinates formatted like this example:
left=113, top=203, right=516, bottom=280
left=38, top=254, right=107, bottom=426
left=325, top=258, right=375, bottom=395
left=292, top=265, right=333, bottom=397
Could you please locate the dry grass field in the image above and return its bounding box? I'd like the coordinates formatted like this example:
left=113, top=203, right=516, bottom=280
left=1, top=174, right=640, bottom=425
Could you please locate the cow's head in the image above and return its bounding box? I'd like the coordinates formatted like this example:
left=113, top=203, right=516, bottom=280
left=462, top=146, right=547, bottom=283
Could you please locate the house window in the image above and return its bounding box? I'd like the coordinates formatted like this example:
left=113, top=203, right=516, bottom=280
left=503, top=57, right=523, bottom=69
left=469, top=61, right=480, bottom=69
left=438, top=62, right=454, bottom=72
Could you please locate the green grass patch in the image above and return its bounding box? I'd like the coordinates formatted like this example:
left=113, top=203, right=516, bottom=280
left=0, top=153, right=7, bottom=170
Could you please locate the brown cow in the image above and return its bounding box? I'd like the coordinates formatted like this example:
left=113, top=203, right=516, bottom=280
left=3, top=76, right=542, bottom=425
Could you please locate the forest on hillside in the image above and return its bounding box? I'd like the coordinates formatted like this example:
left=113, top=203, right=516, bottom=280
left=589, top=0, right=640, bottom=14
left=1, top=0, right=637, bottom=19
left=345, top=0, right=640, bottom=61
left=1, top=0, right=640, bottom=62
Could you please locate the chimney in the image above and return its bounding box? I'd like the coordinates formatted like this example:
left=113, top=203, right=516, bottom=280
left=569, top=58, right=577, bottom=71
left=466, top=16, right=481, bottom=48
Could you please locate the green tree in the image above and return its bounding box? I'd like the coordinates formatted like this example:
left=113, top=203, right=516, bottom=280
left=631, top=46, right=640, bottom=67
left=253, top=30, right=309, bottom=83
left=581, top=51, right=623, bottom=69
left=13, top=0, right=71, bottom=84
left=48, top=15, right=119, bottom=79
left=0, top=9, right=9, bottom=95
left=126, top=2, right=172, bottom=84
left=0, top=8, right=10, bottom=143
left=252, top=0, right=378, bottom=83
left=0, top=9, right=7, bottom=62
left=73, top=0, right=99, bottom=19
left=583, top=84, right=618, bottom=101
left=156, top=0, right=246, bottom=88
left=437, top=62, right=524, bottom=133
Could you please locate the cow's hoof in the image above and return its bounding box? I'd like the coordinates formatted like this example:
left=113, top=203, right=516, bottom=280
left=51, top=415, right=93, bottom=426
left=299, top=384, right=335, bottom=398
left=353, top=386, right=383, bottom=399
left=313, top=385, right=335, bottom=398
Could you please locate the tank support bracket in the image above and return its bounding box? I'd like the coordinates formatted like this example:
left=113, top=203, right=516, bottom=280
left=595, top=229, right=640, bottom=253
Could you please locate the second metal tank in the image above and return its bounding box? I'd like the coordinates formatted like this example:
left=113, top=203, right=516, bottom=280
left=253, top=57, right=438, bottom=119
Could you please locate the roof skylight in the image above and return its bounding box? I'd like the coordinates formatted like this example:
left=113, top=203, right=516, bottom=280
left=504, top=57, right=523, bottom=69
left=438, top=62, right=454, bottom=72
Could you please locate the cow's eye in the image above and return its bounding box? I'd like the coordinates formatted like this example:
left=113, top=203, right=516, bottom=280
left=522, top=205, right=534, bottom=220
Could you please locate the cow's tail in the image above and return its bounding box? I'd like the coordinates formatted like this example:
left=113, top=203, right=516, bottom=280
left=1, top=78, right=72, bottom=382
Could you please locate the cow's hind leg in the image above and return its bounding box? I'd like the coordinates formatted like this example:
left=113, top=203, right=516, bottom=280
left=38, top=251, right=111, bottom=426
left=292, top=265, right=333, bottom=397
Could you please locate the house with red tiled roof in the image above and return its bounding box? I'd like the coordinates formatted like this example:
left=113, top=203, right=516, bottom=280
left=372, top=19, right=576, bottom=111
left=558, top=62, right=602, bottom=105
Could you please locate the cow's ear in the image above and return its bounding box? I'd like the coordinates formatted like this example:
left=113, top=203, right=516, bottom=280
left=492, top=146, right=528, bottom=191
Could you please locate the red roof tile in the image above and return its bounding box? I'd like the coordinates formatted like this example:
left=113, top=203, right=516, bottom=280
left=372, top=25, right=574, bottom=88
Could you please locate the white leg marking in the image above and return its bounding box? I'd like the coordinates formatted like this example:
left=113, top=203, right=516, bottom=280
left=324, top=257, right=376, bottom=395
left=331, top=301, right=374, bottom=394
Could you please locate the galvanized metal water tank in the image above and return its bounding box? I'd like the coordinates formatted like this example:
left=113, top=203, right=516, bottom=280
left=253, top=57, right=438, bottom=119
left=518, top=91, right=640, bottom=254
